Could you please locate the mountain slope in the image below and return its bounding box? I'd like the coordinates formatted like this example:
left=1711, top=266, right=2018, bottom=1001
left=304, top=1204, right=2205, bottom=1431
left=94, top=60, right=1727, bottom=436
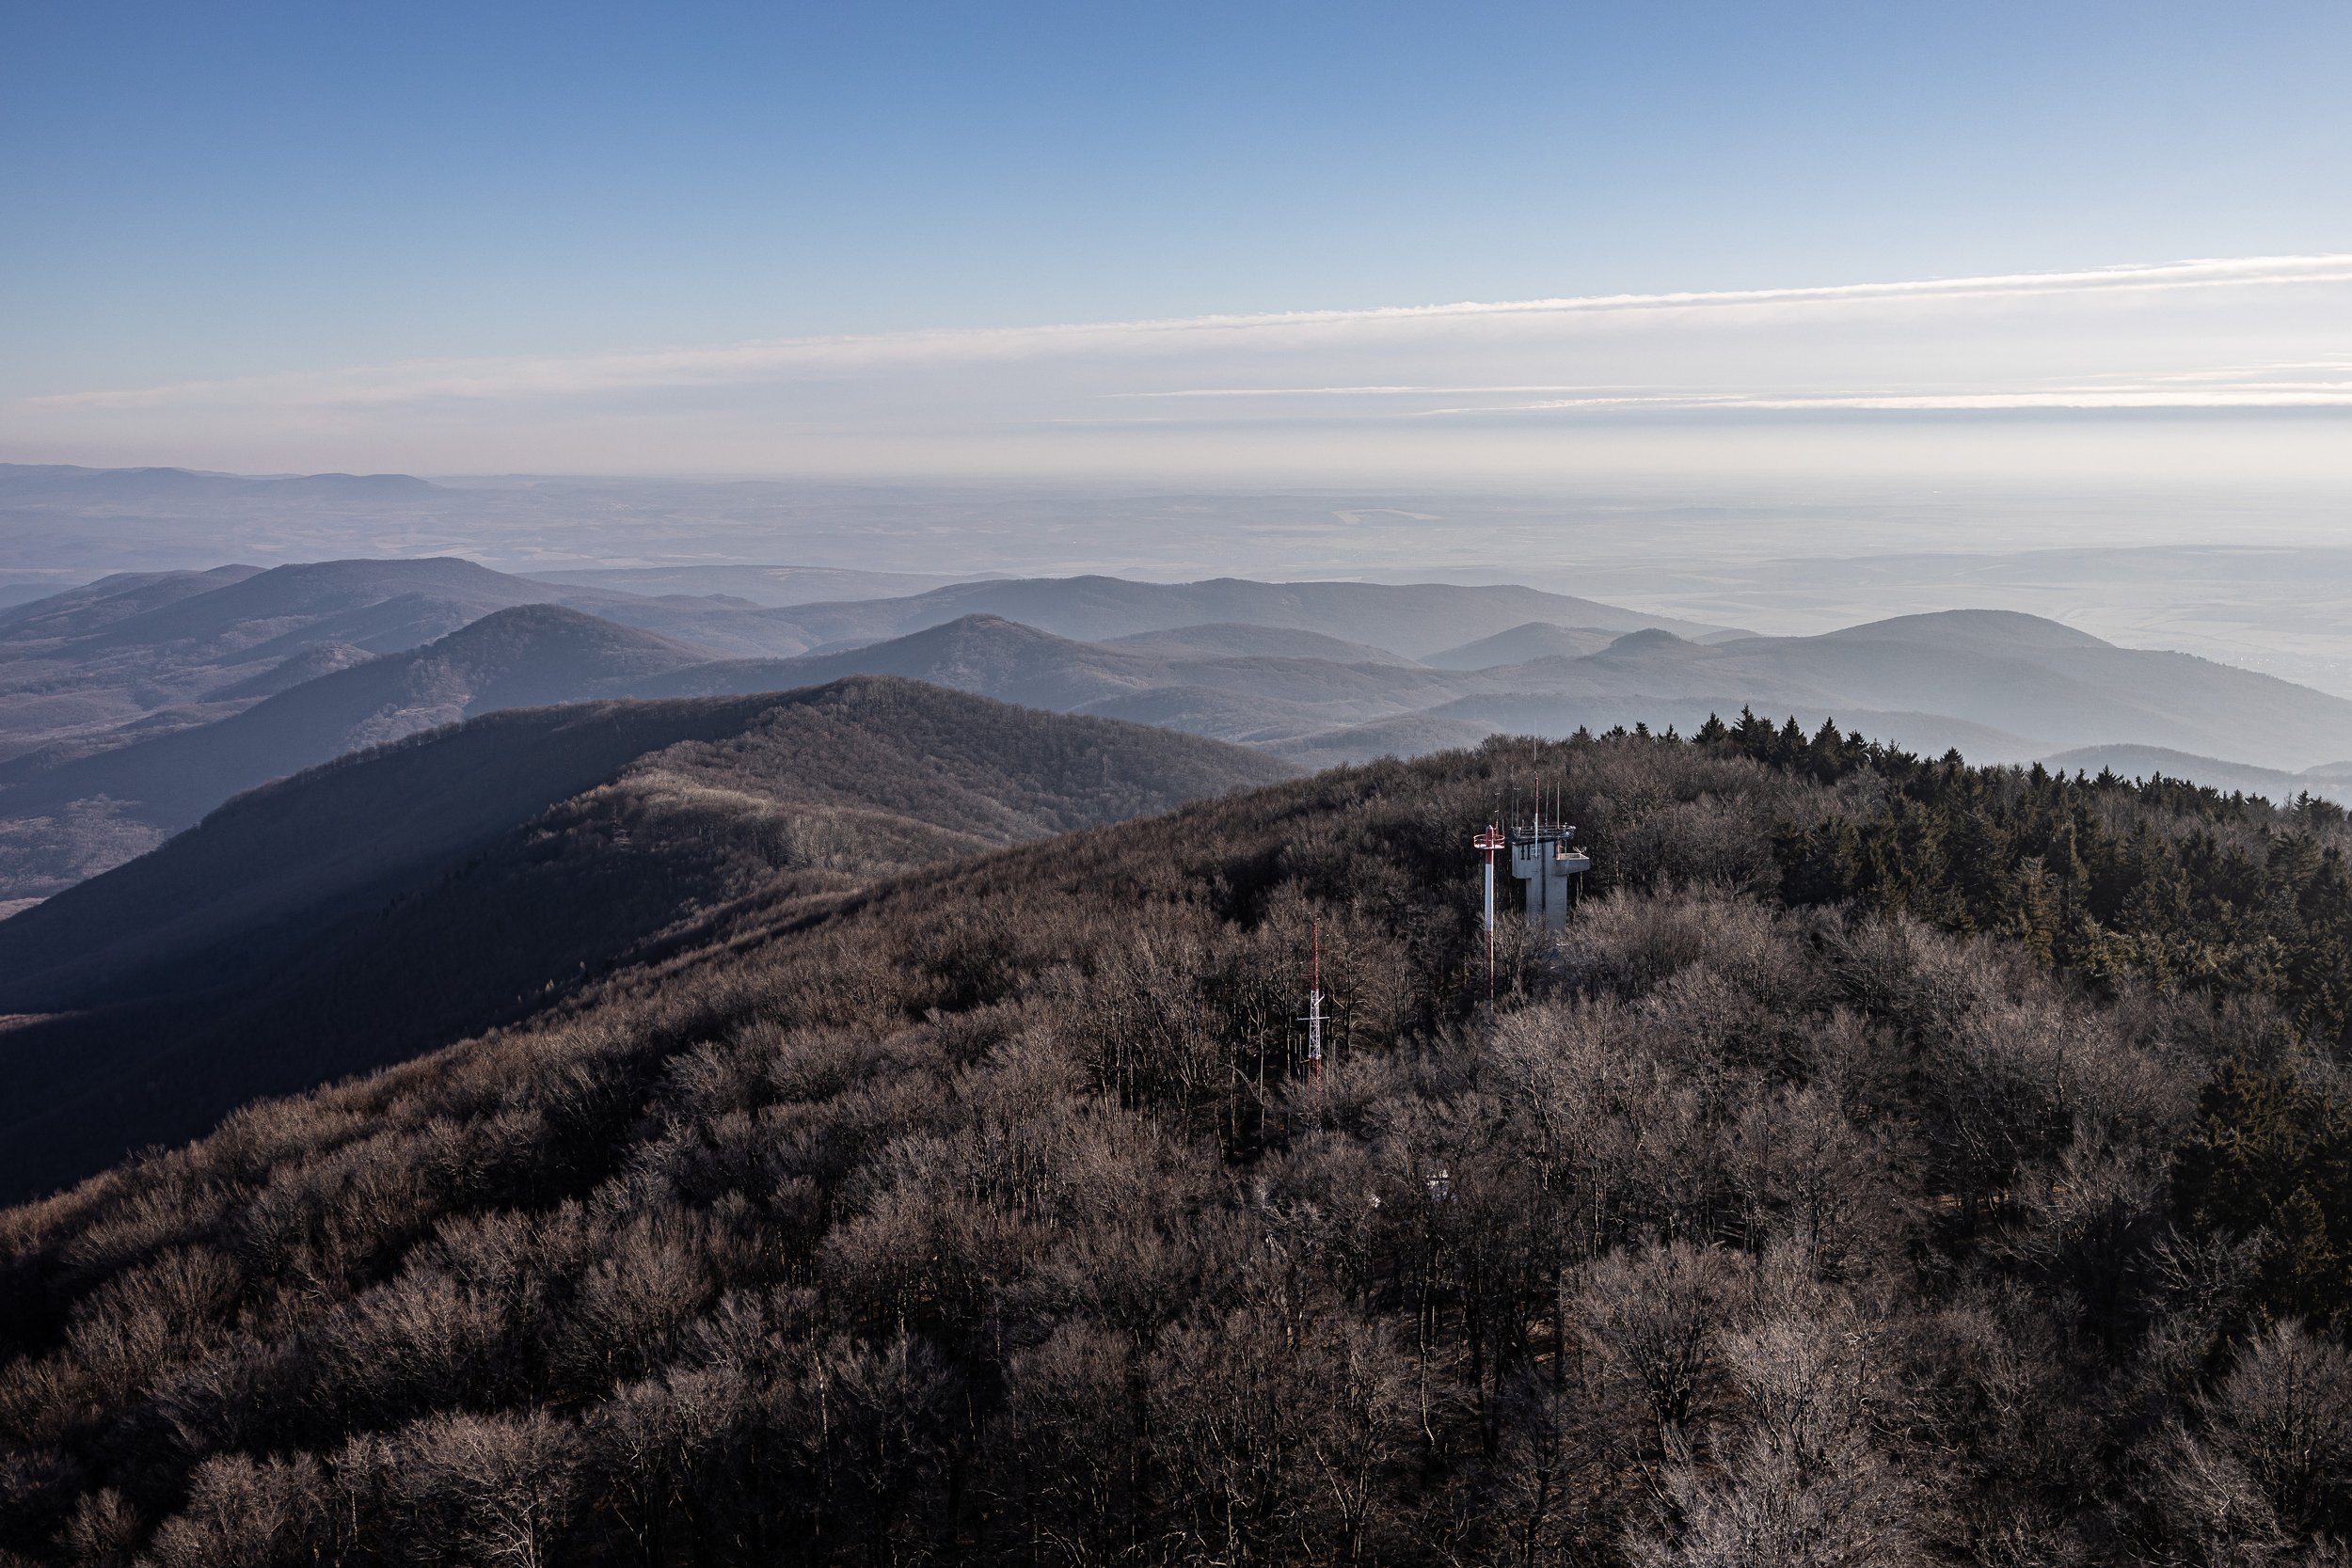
left=1103, top=622, right=1422, bottom=664
left=1419, top=621, right=1624, bottom=668
left=4, top=725, right=2344, bottom=1564
left=1811, top=606, right=2112, bottom=654
left=0, top=676, right=1294, bottom=1200
left=65, top=556, right=538, bottom=655
left=0, top=606, right=713, bottom=898
left=0, top=564, right=265, bottom=641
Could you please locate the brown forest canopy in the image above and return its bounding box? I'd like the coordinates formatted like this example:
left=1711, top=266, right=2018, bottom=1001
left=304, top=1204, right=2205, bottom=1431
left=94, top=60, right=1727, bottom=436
left=5, top=714, right=2352, bottom=1565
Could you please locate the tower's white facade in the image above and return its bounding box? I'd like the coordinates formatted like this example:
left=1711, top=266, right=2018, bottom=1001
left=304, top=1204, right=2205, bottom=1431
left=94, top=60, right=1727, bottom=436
left=1510, top=825, right=1590, bottom=933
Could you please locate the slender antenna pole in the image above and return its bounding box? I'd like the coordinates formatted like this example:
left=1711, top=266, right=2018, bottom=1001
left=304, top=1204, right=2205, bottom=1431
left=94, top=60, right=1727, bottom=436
left=1309, top=923, right=1323, bottom=1080
left=1298, top=921, right=1327, bottom=1088
left=1472, top=821, right=1505, bottom=1011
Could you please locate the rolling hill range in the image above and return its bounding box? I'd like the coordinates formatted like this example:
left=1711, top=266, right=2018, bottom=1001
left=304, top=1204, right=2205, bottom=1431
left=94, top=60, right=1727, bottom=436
left=618, top=615, right=1481, bottom=743
left=0, top=562, right=1715, bottom=773
left=0, top=676, right=1292, bottom=1201
left=17, top=592, right=2352, bottom=905
left=0, top=563, right=1737, bottom=900
left=1530, top=610, right=2352, bottom=772
left=613, top=608, right=2352, bottom=774
left=756, top=573, right=1737, bottom=656
left=0, top=556, right=825, bottom=765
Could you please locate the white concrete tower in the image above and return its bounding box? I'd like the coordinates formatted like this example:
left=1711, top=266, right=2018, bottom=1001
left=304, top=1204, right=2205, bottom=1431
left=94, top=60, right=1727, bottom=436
left=1510, top=812, right=1589, bottom=934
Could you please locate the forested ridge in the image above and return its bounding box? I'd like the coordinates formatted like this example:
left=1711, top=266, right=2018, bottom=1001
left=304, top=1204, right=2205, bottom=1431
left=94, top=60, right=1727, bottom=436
left=6, top=714, right=2352, bottom=1566
left=0, top=676, right=1294, bottom=1203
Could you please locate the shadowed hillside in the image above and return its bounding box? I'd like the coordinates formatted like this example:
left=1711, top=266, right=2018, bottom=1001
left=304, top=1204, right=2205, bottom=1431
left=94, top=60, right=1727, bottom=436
left=6, top=717, right=2352, bottom=1563
left=1418, top=619, right=1624, bottom=667
left=0, top=677, right=1293, bottom=1200
left=0, top=606, right=714, bottom=898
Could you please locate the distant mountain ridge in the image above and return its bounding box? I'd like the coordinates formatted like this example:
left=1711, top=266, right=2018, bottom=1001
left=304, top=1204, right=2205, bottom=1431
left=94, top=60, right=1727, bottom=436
left=757, top=574, right=1736, bottom=657
left=650, top=614, right=1168, bottom=712
left=524, top=563, right=966, bottom=606
left=619, top=615, right=1477, bottom=743
left=0, top=562, right=1725, bottom=775
left=0, top=564, right=266, bottom=641
left=2038, top=744, right=2352, bottom=807
left=66, top=555, right=526, bottom=654
left=12, top=561, right=2352, bottom=904
left=662, top=608, right=2352, bottom=775
left=0, top=463, right=444, bottom=505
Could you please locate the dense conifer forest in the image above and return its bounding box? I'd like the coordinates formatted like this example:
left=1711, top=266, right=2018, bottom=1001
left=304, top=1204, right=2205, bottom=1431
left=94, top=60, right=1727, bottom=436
left=6, top=712, right=2352, bottom=1565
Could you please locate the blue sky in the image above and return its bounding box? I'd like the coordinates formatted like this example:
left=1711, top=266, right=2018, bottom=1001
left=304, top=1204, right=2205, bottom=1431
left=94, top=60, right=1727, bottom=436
left=3, top=1, right=2348, bottom=475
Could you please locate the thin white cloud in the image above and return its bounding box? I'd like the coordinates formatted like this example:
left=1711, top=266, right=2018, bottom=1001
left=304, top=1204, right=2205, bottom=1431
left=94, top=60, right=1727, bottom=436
left=19, top=253, right=2352, bottom=413
left=1416, top=382, right=2352, bottom=417
left=1133, top=359, right=2352, bottom=405
left=4, top=254, right=2348, bottom=476
left=1114, top=385, right=1639, bottom=399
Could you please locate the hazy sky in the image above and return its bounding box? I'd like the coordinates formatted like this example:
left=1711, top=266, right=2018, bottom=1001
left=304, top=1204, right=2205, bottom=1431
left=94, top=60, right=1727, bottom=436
left=3, top=1, right=2348, bottom=480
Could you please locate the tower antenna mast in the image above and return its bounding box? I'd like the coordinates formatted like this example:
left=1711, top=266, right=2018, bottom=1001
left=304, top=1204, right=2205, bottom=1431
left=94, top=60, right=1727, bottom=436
left=1472, top=820, right=1506, bottom=1006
